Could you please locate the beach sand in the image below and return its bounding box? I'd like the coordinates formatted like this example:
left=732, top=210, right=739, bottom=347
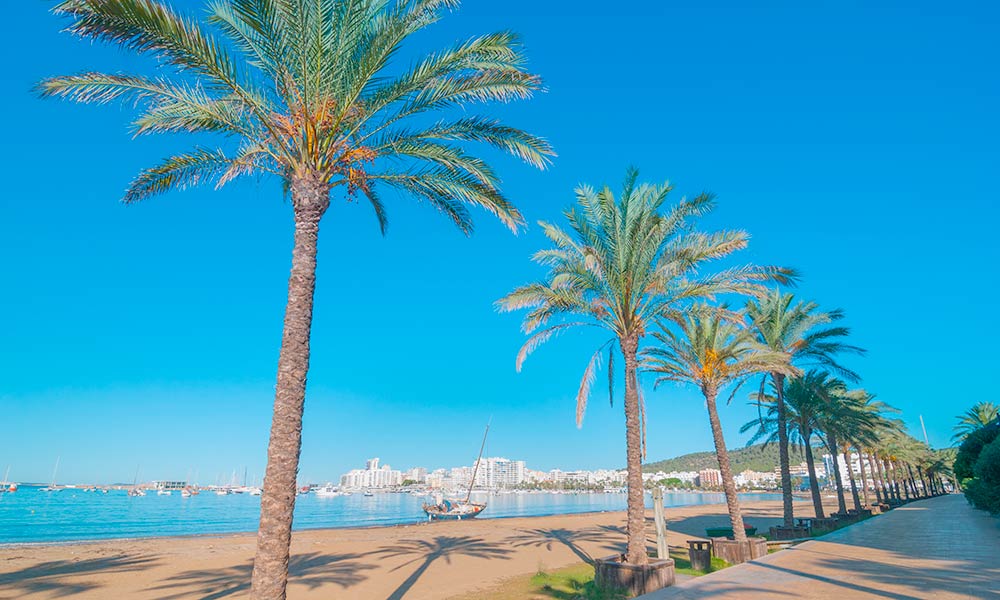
left=0, top=498, right=836, bottom=599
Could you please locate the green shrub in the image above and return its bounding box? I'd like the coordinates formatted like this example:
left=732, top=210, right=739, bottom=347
left=955, top=424, right=999, bottom=481
left=966, top=436, right=1000, bottom=514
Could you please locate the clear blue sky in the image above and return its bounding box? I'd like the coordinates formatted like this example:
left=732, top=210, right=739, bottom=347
left=1, top=1, right=997, bottom=485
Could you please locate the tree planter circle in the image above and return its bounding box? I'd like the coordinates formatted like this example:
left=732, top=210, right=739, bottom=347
left=594, top=555, right=675, bottom=596
left=710, top=536, right=768, bottom=564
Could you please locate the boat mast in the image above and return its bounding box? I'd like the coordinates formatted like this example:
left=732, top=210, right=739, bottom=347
left=50, top=456, right=60, bottom=487
left=465, top=420, right=491, bottom=504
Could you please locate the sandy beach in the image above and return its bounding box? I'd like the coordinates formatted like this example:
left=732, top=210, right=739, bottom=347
left=0, top=498, right=839, bottom=599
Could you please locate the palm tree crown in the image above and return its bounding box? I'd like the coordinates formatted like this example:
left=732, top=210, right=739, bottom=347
left=645, top=308, right=794, bottom=398
left=746, top=289, right=865, bottom=380
left=952, top=402, right=1000, bottom=443
left=500, top=169, right=791, bottom=424
left=40, top=0, right=553, bottom=231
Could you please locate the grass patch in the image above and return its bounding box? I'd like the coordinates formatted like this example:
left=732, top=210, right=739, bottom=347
left=529, top=563, right=628, bottom=599
left=454, top=550, right=730, bottom=600
left=669, top=547, right=729, bottom=576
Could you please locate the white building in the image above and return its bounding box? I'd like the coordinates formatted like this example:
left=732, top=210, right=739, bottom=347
left=472, top=457, right=526, bottom=488
left=823, top=452, right=869, bottom=486
left=339, top=457, right=403, bottom=489
left=698, top=468, right=722, bottom=487
left=404, top=467, right=427, bottom=484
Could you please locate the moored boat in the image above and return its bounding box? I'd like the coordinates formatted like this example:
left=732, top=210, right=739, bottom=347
left=315, top=484, right=341, bottom=497
left=422, top=420, right=490, bottom=521
left=422, top=497, right=486, bottom=520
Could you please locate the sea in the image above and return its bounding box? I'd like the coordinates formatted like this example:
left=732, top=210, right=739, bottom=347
left=0, top=486, right=791, bottom=545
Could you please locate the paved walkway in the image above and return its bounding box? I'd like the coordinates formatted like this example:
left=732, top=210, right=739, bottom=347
left=641, top=495, right=1000, bottom=600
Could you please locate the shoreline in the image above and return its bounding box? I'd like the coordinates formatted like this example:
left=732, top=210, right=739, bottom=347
left=0, top=508, right=625, bottom=550
left=0, top=490, right=805, bottom=548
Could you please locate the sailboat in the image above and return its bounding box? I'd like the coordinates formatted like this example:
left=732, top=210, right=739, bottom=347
left=39, top=457, right=61, bottom=492
left=128, top=466, right=146, bottom=497
left=0, top=466, right=16, bottom=493
left=422, top=421, right=489, bottom=521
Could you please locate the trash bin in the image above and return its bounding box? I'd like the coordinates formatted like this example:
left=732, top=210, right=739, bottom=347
left=687, top=540, right=712, bottom=572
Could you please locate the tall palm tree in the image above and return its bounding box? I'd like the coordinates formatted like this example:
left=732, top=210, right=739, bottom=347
left=952, top=402, right=1000, bottom=443
left=742, top=372, right=828, bottom=520
left=645, top=309, right=794, bottom=543
left=41, top=2, right=551, bottom=597
left=499, top=170, right=790, bottom=564
left=746, top=290, right=864, bottom=527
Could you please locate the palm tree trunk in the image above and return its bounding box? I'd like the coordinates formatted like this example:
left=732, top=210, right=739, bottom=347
left=704, top=387, right=747, bottom=542
left=772, top=373, right=794, bottom=528
left=905, top=464, right=918, bottom=498
left=904, top=461, right=912, bottom=502
left=885, top=460, right=899, bottom=501
left=803, top=432, right=825, bottom=519
left=844, top=447, right=861, bottom=512
left=858, top=451, right=871, bottom=507
left=916, top=466, right=928, bottom=497
left=874, top=454, right=890, bottom=501
left=621, top=334, right=647, bottom=564
left=827, top=435, right=848, bottom=513
left=869, top=452, right=884, bottom=504
left=250, top=173, right=330, bottom=600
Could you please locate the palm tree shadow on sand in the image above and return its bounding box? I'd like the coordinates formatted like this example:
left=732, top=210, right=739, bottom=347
left=0, top=554, right=161, bottom=598
left=146, top=552, right=375, bottom=600
left=374, top=536, right=514, bottom=600
left=504, top=525, right=627, bottom=565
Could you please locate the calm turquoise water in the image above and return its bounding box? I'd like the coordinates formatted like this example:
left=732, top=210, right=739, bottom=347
left=0, top=487, right=788, bottom=544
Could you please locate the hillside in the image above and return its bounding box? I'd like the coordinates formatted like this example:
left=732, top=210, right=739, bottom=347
left=642, top=443, right=805, bottom=474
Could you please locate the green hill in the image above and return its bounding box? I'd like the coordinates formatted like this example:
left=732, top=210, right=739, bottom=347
left=643, top=443, right=804, bottom=474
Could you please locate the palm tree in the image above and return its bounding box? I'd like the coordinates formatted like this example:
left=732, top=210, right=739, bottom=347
left=745, top=290, right=864, bottom=527
left=816, top=387, right=875, bottom=514
left=41, top=2, right=551, bottom=597
left=742, top=372, right=829, bottom=520
left=840, top=393, right=894, bottom=509
left=645, top=309, right=794, bottom=543
left=499, top=170, right=790, bottom=564
left=952, top=402, right=1000, bottom=443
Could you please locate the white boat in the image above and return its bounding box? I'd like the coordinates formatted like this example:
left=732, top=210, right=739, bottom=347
left=128, top=488, right=146, bottom=497
left=40, top=457, right=61, bottom=492
left=181, top=489, right=192, bottom=498
left=157, top=489, right=172, bottom=496
left=215, top=488, right=231, bottom=496
left=315, top=484, right=341, bottom=497
left=249, top=487, right=262, bottom=496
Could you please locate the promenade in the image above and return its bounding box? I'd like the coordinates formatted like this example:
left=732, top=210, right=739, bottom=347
left=641, top=494, right=1000, bottom=599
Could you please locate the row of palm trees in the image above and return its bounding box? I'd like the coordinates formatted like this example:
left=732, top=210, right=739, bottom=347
left=499, top=173, right=951, bottom=561
left=744, top=377, right=954, bottom=522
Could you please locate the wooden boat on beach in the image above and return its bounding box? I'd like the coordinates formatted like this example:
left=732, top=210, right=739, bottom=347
left=423, top=420, right=490, bottom=521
